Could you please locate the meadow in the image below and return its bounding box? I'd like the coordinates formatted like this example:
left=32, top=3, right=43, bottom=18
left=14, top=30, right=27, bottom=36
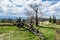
left=0, top=21, right=60, bottom=40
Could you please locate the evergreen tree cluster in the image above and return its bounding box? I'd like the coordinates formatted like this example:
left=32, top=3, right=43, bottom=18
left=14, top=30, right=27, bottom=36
left=49, top=16, right=56, bottom=23
left=16, top=17, right=25, bottom=28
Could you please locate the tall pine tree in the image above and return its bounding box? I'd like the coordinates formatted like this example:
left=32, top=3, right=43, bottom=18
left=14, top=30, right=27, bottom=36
left=52, top=16, right=56, bottom=23
left=49, top=16, right=52, bottom=22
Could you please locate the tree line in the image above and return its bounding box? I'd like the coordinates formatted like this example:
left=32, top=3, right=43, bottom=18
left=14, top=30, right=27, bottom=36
left=0, top=18, right=17, bottom=23
left=49, top=15, right=56, bottom=23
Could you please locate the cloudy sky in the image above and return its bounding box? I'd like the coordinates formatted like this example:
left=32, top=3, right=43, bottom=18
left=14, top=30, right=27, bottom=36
left=0, top=0, right=60, bottom=19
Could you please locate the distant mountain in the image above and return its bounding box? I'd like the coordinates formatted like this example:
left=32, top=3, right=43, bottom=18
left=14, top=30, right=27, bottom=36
left=0, top=16, right=27, bottom=19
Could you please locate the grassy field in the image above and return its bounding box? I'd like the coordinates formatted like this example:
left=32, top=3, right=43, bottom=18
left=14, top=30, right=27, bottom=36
left=0, top=26, right=40, bottom=40
left=0, top=22, right=60, bottom=40
left=38, top=21, right=60, bottom=40
left=39, top=28, right=56, bottom=40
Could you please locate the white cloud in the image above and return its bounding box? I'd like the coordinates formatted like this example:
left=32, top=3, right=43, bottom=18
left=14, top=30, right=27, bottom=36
left=10, top=0, right=24, bottom=5
left=48, top=1, right=60, bottom=17
left=49, top=1, right=60, bottom=10
left=0, top=0, right=60, bottom=19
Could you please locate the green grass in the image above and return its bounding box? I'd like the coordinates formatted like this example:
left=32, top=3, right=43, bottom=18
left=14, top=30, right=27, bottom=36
left=39, top=28, right=56, bottom=40
left=0, top=26, right=17, bottom=33
left=0, top=22, right=60, bottom=40
left=0, top=26, right=40, bottom=40
left=3, top=30, right=40, bottom=40
left=37, top=22, right=60, bottom=40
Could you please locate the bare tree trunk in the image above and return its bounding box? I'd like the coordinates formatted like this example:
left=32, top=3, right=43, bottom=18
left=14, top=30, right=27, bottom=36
left=36, top=10, right=38, bottom=26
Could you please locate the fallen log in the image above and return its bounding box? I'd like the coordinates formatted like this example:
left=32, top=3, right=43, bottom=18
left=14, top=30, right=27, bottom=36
left=24, top=24, right=46, bottom=40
